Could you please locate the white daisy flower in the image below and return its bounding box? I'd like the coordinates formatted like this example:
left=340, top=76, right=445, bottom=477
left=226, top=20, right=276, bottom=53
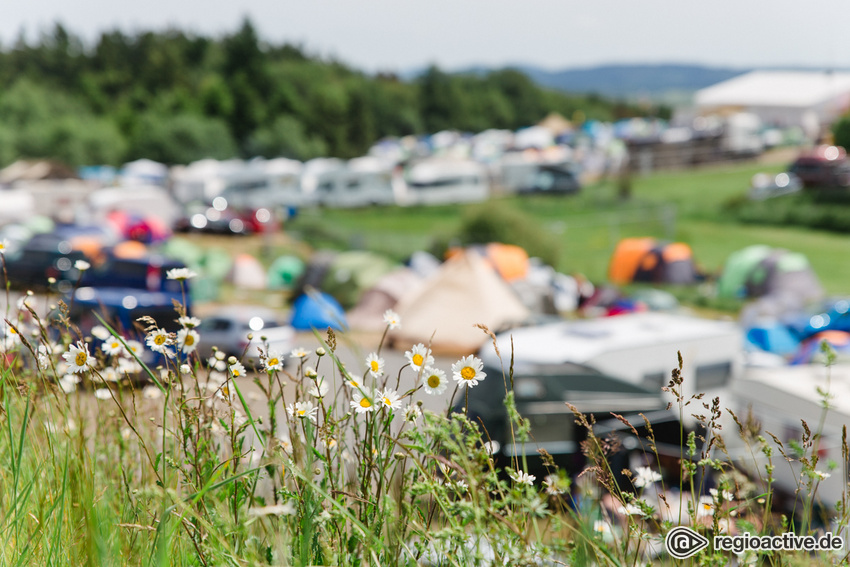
left=290, top=347, right=310, bottom=359
left=287, top=401, right=318, bottom=423
left=264, top=351, right=284, bottom=372
left=405, top=343, right=433, bottom=372
left=123, top=340, right=143, bottom=358
left=617, top=503, right=644, bottom=516
left=146, top=329, right=172, bottom=354
left=350, top=390, right=375, bottom=414
left=593, top=520, right=611, bottom=535
left=814, top=470, right=832, bottom=481
left=74, top=259, right=90, bottom=271
left=0, top=240, right=5, bottom=253
left=451, top=355, right=485, bottom=388
left=383, top=309, right=401, bottom=329
left=403, top=403, right=422, bottom=424
left=697, top=495, right=715, bottom=518
left=378, top=388, right=402, bottom=412
left=304, top=366, right=318, bottom=378
left=102, top=337, right=125, bottom=357
left=3, top=325, right=21, bottom=350
left=166, top=268, right=197, bottom=281
left=633, top=466, right=662, bottom=488
left=177, top=316, right=201, bottom=328
left=309, top=377, right=329, bottom=398
left=543, top=473, right=568, bottom=495
left=422, top=367, right=448, bottom=395
left=91, top=325, right=111, bottom=340
left=94, top=388, right=112, bottom=400
left=509, top=469, right=536, bottom=486
left=709, top=488, right=735, bottom=502
left=102, top=366, right=120, bottom=382
left=345, top=375, right=363, bottom=388
left=142, top=385, right=162, bottom=400
left=229, top=362, right=246, bottom=378
left=37, top=345, right=51, bottom=369
left=62, top=342, right=94, bottom=374
left=180, top=364, right=192, bottom=374
left=117, top=357, right=141, bottom=376
left=177, top=328, right=200, bottom=354
left=59, top=374, right=78, bottom=394
left=365, top=353, right=384, bottom=377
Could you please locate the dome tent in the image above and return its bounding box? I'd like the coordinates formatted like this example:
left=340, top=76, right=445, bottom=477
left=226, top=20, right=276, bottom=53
left=608, top=238, right=698, bottom=285
left=267, top=255, right=305, bottom=290
left=718, top=245, right=823, bottom=303
left=290, top=291, right=347, bottom=331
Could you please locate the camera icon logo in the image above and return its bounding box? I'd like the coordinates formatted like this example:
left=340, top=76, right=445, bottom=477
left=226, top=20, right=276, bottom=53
left=665, top=526, right=709, bottom=559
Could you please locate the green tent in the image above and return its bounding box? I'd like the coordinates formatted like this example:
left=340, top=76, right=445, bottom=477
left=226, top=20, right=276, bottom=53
left=718, top=245, right=822, bottom=302
left=158, top=238, right=205, bottom=271
left=267, top=255, right=305, bottom=290
left=321, top=251, right=398, bottom=308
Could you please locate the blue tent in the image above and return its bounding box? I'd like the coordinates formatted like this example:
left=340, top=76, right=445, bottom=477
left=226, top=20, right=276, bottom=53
left=290, top=292, right=348, bottom=331
left=745, top=324, right=800, bottom=356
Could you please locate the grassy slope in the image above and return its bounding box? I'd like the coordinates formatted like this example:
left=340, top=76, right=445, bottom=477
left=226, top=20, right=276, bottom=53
left=287, top=159, right=850, bottom=294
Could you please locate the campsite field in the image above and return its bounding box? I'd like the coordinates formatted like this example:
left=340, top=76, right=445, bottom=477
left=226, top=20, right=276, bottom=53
left=286, top=158, right=850, bottom=295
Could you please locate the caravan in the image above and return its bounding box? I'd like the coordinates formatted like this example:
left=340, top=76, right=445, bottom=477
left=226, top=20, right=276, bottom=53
left=316, top=157, right=400, bottom=208
left=220, top=158, right=308, bottom=211
left=403, top=158, right=490, bottom=205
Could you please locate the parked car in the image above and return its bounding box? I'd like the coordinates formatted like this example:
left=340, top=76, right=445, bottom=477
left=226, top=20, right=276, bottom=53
left=748, top=172, right=802, bottom=200
left=788, top=145, right=850, bottom=188
left=195, top=306, right=295, bottom=365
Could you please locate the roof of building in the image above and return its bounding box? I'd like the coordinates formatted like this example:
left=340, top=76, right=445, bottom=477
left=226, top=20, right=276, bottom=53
left=695, top=70, right=850, bottom=109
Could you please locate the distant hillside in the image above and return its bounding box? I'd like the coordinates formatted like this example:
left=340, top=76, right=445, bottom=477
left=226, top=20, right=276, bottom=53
left=515, top=64, right=750, bottom=101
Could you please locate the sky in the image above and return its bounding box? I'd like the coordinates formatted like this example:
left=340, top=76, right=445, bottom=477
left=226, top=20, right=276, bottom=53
left=3, top=0, right=849, bottom=73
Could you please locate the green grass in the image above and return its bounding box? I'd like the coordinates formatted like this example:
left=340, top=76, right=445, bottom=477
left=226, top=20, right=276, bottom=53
left=287, top=160, right=850, bottom=295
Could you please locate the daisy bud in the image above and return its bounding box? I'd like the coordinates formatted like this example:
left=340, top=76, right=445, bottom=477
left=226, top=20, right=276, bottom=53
left=228, top=356, right=237, bottom=365
left=316, top=347, right=326, bottom=356
left=26, top=290, right=33, bottom=296
left=48, top=277, right=56, bottom=284
left=247, top=333, right=253, bottom=340
left=180, top=364, right=191, bottom=374
left=305, top=367, right=317, bottom=378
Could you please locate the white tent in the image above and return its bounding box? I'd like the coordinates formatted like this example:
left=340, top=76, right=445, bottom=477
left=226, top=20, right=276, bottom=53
left=390, top=251, right=529, bottom=354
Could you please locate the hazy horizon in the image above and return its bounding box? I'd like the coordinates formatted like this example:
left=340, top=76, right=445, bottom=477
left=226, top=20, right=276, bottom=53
left=4, top=0, right=849, bottom=74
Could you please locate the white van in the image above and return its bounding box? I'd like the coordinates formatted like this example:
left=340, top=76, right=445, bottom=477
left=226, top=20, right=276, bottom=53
left=403, top=158, right=490, bottom=206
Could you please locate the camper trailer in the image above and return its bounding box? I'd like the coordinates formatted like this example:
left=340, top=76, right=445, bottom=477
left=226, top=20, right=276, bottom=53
left=403, top=158, right=490, bottom=206
left=316, top=157, right=399, bottom=208
left=465, top=313, right=742, bottom=474
left=220, top=158, right=308, bottom=211
left=729, top=363, right=850, bottom=510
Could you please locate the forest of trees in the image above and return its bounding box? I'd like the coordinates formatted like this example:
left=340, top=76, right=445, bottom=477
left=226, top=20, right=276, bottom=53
left=0, top=20, right=663, bottom=167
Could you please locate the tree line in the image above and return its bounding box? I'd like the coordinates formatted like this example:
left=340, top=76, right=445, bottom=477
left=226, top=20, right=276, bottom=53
left=0, top=19, right=664, bottom=167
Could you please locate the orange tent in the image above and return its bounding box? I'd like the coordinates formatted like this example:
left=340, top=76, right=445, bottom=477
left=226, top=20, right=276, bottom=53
left=609, top=238, right=698, bottom=285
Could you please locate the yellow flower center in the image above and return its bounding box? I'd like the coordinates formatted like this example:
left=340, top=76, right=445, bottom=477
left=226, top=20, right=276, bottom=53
left=154, top=335, right=166, bottom=345
left=297, top=409, right=306, bottom=416
left=412, top=354, right=424, bottom=366
left=75, top=351, right=87, bottom=366
left=427, top=375, right=441, bottom=388
left=111, top=341, right=119, bottom=349
left=461, top=367, right=475, bottom=381
left=359, top=397, right=371, bottom=408
left=184, top=334, right=195, bottom=346
left=349, top=380, right=360, bottom=387
left=233, top=369, right=241, bottom=377
left=383, top=397, right=392, bottom=406
left=9, top=327, right=17, bottom=335
left=269, top=357, right=279, bottom=367
left=370, top=360, right=379, bottom=372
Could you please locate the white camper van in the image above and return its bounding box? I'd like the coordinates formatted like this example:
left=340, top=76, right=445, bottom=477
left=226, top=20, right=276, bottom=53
left=403, top=158, right=490, bottom=206
left=315, top=157, right=399, bottom=208
left=220, top=158, right=307, bottom=211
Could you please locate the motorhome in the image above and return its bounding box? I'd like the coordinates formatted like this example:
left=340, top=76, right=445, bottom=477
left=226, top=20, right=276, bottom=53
left=467, top=313, right=742, bottom=474
left=220, top=158, right=307, bottom=212
left=315, top=157, right=400, bottom=208
left=403, top=158, right=490, bottom=206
